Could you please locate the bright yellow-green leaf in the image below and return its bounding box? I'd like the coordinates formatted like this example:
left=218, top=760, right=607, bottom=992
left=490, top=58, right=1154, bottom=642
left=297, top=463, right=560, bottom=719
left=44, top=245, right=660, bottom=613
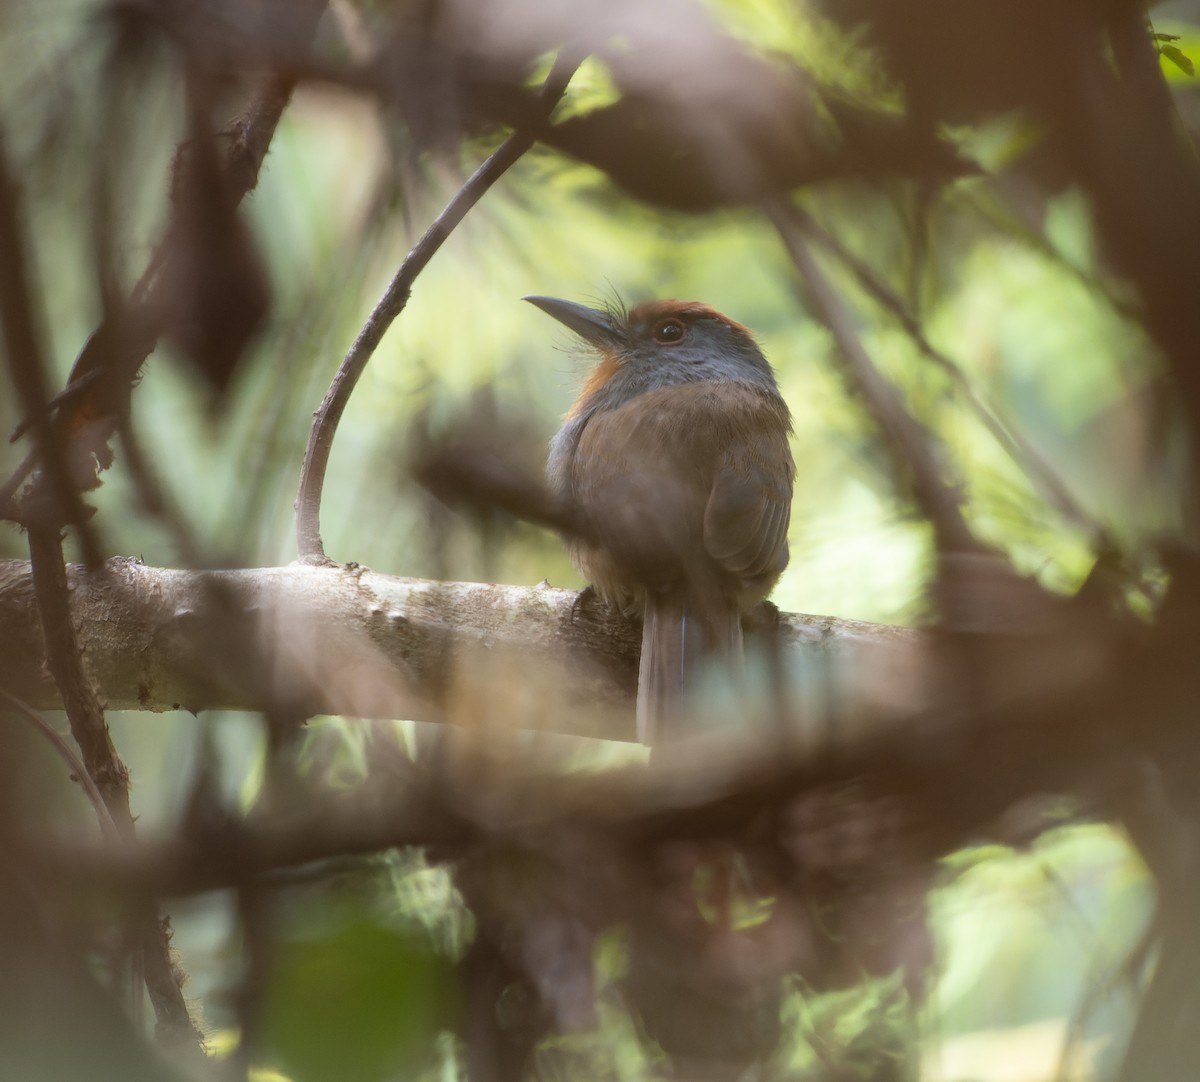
left=1154, top=20, right=1200, bottom=82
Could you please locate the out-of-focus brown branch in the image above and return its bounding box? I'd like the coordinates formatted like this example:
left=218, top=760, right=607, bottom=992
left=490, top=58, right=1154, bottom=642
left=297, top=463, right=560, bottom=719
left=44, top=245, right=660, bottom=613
left=12, top=558, right=1149, bottom=1070
left=0, top=2, right=330, bottom=1056
left=473, top=1, right=974, bottom=213
left=1070, top=11, right=1200, bottom=490
left=810, top=8, right=1200, bottom=1074
left=42, top=777, right=472, bottom=901
left=294, top=51, right=582, bottom=560
left=412, top=422, right=585, bottom=539
left=1, top=1, right=327, bottom=522
left=34, top=606, right=1138, bottom=906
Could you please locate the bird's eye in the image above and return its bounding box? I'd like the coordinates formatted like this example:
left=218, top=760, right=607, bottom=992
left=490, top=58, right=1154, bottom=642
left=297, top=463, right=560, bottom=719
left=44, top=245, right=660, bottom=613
left=651, top=318, right=687, bottom=345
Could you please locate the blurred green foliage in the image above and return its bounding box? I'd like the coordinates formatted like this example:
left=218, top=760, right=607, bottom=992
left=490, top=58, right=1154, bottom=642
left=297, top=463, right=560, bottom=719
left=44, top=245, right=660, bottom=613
left=259, top=916, right=449, bottom=1082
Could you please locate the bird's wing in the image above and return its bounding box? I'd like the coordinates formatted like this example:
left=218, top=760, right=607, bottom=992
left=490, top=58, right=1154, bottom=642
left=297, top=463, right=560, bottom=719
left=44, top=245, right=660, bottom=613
left=703, top=424, right=794, bottom=584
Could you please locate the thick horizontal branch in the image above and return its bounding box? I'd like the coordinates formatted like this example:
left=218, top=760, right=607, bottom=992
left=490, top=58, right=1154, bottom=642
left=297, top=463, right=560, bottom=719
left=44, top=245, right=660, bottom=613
left=0, top=558, right=920, bottom=741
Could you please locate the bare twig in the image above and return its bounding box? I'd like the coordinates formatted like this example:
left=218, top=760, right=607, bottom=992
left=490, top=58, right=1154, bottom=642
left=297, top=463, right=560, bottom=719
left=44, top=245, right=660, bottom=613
left=295, top=51, right=584, bottom=560
left=0, top=688, right=121, bottom=843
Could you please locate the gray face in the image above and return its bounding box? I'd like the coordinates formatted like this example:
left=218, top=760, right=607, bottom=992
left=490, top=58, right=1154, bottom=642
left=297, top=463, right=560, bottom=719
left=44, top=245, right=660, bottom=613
left=525, top=295, right=780, bottom=410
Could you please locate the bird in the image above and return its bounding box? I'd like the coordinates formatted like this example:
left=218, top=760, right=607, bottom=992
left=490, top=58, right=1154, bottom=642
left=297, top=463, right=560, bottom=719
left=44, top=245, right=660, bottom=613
left=527, top=295, right=795, bottom=745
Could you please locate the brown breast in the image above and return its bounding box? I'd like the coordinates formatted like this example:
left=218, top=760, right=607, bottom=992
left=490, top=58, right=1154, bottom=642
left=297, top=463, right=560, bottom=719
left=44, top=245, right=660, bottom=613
left=566, top=381, right=794, bottom=610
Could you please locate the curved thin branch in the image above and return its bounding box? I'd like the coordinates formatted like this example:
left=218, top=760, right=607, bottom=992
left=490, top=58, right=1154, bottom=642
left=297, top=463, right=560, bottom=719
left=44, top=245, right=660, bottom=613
left=0, top=689, right=120, bottom=843
left=294, top=51, right=583, bottom=560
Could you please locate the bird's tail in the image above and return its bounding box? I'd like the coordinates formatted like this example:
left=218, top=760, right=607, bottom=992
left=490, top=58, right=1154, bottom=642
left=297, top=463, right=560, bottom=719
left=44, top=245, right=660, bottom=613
left=636, top=593, right=743, bottom=746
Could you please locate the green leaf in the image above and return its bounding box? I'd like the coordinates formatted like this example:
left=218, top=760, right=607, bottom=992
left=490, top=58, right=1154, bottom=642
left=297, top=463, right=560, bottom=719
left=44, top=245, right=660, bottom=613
left=1160, top=42, right=1195, bottom=78
left=261, top=921, right=449, bottom=1082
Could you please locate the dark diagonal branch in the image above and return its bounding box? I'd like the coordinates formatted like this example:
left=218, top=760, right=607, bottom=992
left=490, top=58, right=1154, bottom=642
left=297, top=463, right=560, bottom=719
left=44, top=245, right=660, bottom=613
left=294, top=51, right=583, bottom=560
left=100, top=42, right=328, bottom=564
left=767, top=198, right=980, bottom=557
left=0, top=128, right=103, bottom=566
left=2, top=4, right=326, bottom=530
left=0, top=16, right=327, bottom=1044
left=798, top=206, right=1115, bottom=549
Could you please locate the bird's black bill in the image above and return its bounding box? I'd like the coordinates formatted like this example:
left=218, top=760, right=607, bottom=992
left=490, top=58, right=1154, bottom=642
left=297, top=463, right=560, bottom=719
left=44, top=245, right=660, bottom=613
left=524, top=296, right=626, bottom=349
